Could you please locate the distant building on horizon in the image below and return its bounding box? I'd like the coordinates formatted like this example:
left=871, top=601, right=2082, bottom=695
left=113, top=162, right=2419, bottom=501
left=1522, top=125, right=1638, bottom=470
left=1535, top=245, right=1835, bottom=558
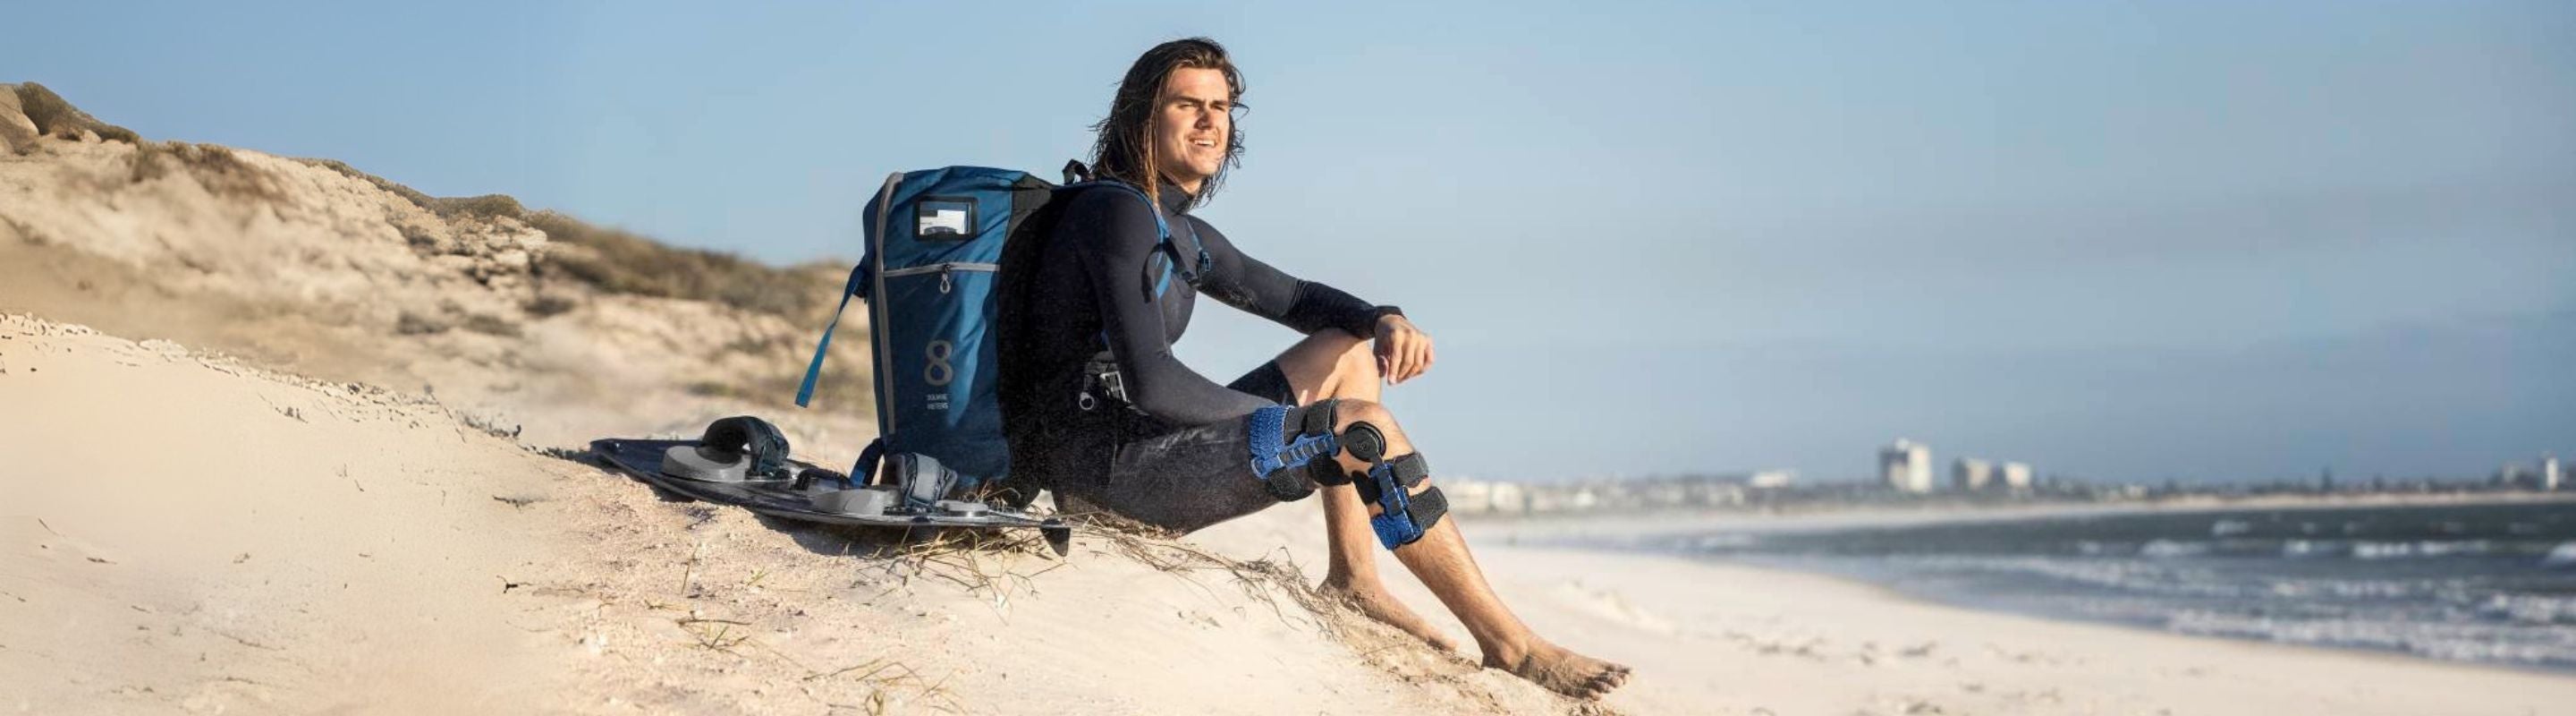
left=1442, top=478, right=1530, bottom=515
left=1881, top=439, right=1934, bottom=493
left=2496, top=462, right=2532, bottom=489
left=2545, top=455, right=2563, bottom=491
left=1953, top=457, right=1996, bottom=490
left=1747, top=469, right=1796, bottom=490
left=2000, top=462, right=2035, bottom=490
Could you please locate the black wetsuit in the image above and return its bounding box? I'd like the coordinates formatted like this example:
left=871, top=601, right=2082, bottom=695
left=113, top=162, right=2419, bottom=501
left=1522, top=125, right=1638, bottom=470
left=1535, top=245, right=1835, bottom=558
left=996, top=182, right=1383, bottom=532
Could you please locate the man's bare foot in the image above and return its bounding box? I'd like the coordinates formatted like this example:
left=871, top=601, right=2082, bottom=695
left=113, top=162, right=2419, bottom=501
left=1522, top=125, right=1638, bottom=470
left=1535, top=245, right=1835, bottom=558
left=1320, top=579, right=1458, bottom=652
left=1487, top=640, right=1631, bottom=700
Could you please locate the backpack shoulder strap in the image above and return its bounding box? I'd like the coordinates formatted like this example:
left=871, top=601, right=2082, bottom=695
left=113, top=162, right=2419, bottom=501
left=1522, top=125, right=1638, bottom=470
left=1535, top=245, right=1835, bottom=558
left=1065, top=181, right=1209, bottom=291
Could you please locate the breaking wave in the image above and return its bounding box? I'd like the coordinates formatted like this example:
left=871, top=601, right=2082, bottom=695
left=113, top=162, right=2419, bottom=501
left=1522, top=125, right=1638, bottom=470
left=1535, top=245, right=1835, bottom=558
left=1646, top=499, right=2576, bottom=671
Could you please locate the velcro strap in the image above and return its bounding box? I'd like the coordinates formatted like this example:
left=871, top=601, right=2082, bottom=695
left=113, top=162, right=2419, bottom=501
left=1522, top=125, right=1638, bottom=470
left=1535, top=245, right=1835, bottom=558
left=1352, top=453, right=1430, bottom=504
left=1403, top=486, right=1448, bottom=533
left=1386, top=454, right=1430, bottom=489
left=1369, top=484, right=1449, bottom=550
left=1298, top=399, right=1339, bottom=437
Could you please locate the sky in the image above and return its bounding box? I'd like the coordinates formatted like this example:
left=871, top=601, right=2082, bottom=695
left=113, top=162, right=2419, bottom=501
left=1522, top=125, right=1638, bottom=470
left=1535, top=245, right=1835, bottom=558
left=8, top=1, right=2571, bottom=483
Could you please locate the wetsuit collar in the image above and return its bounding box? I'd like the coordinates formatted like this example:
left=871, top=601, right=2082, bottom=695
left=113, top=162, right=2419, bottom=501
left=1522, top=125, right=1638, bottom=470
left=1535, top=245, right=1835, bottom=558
left=1155, top=181, right=1195, bottom=216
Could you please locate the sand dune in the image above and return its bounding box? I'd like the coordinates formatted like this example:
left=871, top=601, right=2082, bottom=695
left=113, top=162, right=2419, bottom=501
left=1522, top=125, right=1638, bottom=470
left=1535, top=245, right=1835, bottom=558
left=0, top=112, right=875, bottom=463
left=0, top=312, right=1578, bottom=713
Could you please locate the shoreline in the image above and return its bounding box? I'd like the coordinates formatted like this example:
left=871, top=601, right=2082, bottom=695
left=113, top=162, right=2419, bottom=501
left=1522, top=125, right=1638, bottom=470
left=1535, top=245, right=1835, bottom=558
left=1468, top=490, right=2576, bottom=542
left=1717, top=550, right=2576, bottom=679
left=1457, top=541, right=2576, bottom=714
left=1460, top=495, right=2576, bottom=681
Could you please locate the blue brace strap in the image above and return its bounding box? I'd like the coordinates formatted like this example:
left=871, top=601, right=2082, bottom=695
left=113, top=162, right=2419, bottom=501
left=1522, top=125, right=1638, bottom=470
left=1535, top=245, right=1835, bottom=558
left=1355, top=454, right=1445, bottom=550
left=1246, top=401, right=1343, bottom=501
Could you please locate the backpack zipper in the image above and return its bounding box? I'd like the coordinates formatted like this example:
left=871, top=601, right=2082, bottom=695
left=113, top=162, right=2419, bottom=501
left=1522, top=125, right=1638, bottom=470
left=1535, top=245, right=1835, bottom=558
left=881, top=261, right=999, bottom=294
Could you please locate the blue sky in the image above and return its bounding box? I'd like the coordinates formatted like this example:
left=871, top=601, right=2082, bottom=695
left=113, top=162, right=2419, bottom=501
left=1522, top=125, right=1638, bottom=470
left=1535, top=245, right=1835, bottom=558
left=9, top=1, right=2571, bottom=483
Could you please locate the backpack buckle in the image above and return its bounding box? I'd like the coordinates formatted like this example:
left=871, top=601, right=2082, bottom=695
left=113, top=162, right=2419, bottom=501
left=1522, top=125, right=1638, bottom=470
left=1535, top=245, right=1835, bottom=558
left=1080, top=360, right=1128, bottom=410
left=1099, top=370, right=1126, bottom=402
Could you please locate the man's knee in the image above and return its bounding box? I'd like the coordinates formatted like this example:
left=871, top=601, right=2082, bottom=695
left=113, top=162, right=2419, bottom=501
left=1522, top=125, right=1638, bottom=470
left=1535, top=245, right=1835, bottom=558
left=1330, top=399, right=1396, bottom=439
left=1324, top=401, right=1446, bottom=550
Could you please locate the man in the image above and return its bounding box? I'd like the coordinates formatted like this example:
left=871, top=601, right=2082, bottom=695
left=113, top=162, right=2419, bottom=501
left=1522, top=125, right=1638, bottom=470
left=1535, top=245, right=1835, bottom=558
left=996, top=38, right=1629, bottom=700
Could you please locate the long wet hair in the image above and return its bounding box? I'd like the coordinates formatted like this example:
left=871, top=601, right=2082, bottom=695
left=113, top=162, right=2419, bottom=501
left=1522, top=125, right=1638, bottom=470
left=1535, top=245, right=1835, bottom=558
left=1087, top=38, right=1247, bottom=209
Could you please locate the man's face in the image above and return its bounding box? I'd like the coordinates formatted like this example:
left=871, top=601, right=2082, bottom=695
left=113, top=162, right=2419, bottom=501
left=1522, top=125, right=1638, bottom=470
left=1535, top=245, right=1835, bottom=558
left=1151, top=67, right=1233, bottom=193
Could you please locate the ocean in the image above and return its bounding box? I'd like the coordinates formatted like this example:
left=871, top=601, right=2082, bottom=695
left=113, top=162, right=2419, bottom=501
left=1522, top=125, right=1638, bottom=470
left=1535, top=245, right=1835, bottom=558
left=1618, top=500, right=2576, bottom=671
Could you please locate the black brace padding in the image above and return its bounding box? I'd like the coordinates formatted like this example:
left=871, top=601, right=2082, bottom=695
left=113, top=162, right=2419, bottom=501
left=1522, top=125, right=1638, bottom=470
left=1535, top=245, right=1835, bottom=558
left=1351, top=453, right=1431, bottom=504
left=700, top=415, right=791, bottom=478
left=1265, top=473, right=1317, bottom=501
left=1308, top=458, right=1352, bottom=486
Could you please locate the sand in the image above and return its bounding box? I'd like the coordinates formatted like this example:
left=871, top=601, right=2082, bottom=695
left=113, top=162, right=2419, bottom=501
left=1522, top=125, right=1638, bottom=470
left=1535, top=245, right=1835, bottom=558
left=10, top=312, right=2576, bottom=714
left=0, top=313, right=1546, bottom=713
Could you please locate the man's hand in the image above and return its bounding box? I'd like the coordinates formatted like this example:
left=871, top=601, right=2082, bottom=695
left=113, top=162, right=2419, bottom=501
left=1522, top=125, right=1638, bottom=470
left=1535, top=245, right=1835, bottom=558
left=1374, top=314, right=1435, bottom=385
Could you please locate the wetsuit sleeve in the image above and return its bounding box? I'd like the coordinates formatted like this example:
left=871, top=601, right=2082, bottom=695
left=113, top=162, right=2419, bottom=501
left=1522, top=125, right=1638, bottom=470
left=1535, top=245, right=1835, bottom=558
left=1068, top=194, right=1275, bottom=425
left=1189, top=217, right=1385, bottom=340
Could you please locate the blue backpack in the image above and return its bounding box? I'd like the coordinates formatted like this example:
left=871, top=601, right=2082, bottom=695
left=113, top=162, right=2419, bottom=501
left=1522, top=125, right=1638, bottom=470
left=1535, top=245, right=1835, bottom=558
left=794, top=164, right=1202, bottom=499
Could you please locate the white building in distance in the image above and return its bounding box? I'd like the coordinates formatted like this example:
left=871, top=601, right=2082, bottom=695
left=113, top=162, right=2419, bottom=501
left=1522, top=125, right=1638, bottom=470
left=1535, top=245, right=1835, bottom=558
left=1747, top=469, right=1796, bottom=490
left=1953, top=457, right=1996, bottom=490
left=1882, top=439, right=1935, bottom=493
left=1441, top=478, right=1530, bottom=515
left=2545, top=455, right=2563, bottom=491
left=2000, top=462, right=2034, bottom=490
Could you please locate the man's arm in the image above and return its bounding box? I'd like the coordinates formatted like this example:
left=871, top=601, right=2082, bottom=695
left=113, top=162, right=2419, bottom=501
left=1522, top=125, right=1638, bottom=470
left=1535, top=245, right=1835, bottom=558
left=1192, top=217, right=1433, bottom=382
left=1190, top=217, right=1385, bottom=340
left=1067, top=193, right=1274, bottom=425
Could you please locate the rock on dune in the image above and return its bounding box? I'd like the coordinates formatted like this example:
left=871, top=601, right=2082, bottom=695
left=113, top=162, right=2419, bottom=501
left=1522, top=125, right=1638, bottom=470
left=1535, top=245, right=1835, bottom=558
left=6, top=81, right=139, bottom=145
left=0, top=83, right=43, bottom=155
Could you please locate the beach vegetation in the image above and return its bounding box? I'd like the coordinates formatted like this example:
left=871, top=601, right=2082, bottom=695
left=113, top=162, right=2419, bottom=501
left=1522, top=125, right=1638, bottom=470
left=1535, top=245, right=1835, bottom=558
left=12, top=81, right=140, bottom=144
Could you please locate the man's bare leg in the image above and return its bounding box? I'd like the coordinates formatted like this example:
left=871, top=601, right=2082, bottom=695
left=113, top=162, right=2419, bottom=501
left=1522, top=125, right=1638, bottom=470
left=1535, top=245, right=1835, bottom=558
left=1267, top=331, right=1455, bottom=652
left=1332, top=398, right=1631, bottom=699
left=1270, top=333, right=1630, bottom=698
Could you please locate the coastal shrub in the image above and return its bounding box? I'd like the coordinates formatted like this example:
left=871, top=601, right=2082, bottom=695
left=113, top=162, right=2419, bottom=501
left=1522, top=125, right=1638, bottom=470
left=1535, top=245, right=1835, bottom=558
left=528, top=209, right=829, bottom=320
left=428, top=194, right=526, bottom=221
left=291, top=159, right=834, bottom=322
left=459, top=313, right=521, bottom=337
left=295, top=158, right=437, bottom=209
left=523, top=294, right=579, bottom=318
left=13, top=82, right=138, bottom=144
left=130, top=141, right=282, bottom=201
left=394, top=311, right=449, bottom=336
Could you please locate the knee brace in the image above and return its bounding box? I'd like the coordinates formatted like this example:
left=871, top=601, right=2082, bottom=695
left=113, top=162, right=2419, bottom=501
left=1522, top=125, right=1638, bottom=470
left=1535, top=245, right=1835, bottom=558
left=1340, top=425, right=1448, bottom=550
left=1245, top=400, right=1349, bottom=502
